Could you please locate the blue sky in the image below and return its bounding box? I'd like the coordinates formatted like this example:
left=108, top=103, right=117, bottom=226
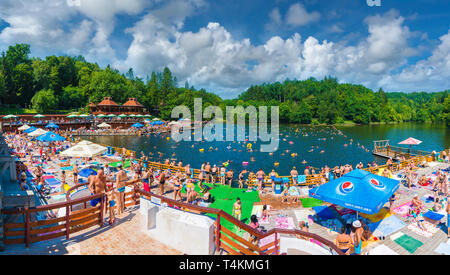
left=0, top=0, right=449, bottom=98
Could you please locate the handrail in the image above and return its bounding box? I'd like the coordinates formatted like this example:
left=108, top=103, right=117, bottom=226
left=135, top=188, right=344, bottom=255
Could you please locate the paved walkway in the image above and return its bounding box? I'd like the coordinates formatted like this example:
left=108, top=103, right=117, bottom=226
left=0, top=206, right=182, bottom=255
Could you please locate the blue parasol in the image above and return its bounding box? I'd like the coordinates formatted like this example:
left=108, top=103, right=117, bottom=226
left=309, top=169, right=400, bottom=215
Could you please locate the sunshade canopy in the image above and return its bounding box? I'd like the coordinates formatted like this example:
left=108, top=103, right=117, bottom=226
left=45, top=123, right=59, bottom=129
left=309, top=169, right=400, bottom=215
left=97, top=122, right=111, bottom=128
left=398, top=137, right=422, bottom=145
left=28, top=128, right=48, bottom=137
left=36, top=131, right=65, bottom=142
left=60, top=140, right=107, bottom=158
left=24, top=126, right=37, bottom=133
left=18, top=124, right=30, bottom=131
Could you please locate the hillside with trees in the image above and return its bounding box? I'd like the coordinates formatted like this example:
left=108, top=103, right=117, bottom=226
left=0, top=44, right=449, bottom=126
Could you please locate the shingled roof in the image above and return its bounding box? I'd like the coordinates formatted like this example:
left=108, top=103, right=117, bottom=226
left=123, top=98, right=143, bottom=107
left=97, top=97, right=119, bottom=106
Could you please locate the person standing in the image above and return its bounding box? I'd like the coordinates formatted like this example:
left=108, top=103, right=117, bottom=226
left=115, top=164, right=127, bottom=216
left=290, top=167, right=298, bottom=185
left=159, top=170, right=166, bottom=195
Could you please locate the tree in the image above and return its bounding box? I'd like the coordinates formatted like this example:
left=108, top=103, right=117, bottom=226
left=31, top=89, right=57, bottom=113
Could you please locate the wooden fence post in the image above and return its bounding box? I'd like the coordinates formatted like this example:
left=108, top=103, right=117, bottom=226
left=65, top=204, right=70, bottom=240
left=216, top=215, right=221, bottom=253
left=100, top=195, right=104, bottom=227
left=25, top=208, right=30, bottom=248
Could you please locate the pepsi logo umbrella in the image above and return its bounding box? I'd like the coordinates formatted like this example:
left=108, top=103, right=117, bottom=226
left=23, top=126, right=37, bottom=133
left=36, top=131, right=65, bottom=142
left=309, top=169, right=399, bottom=215
left=45, top=122, right=59, bottom=129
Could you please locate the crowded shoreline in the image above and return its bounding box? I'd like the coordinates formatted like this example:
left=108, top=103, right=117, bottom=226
left=3, top=117, right=450, bottom=255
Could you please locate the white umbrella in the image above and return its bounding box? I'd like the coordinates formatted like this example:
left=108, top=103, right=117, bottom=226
left=60, top=140, right=107, bottom=158
left=97, top=122, right=111, bottom=128
left=18, top=124, right=30, bottom=131
left=28, top=128, right=48, bottom=137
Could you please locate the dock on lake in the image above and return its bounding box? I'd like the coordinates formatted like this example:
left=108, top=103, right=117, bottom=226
left=372, top=140, right=434, bottom=160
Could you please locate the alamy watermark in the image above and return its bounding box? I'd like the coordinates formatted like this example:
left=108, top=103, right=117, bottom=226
left=170, top=98, right=279, bottom=153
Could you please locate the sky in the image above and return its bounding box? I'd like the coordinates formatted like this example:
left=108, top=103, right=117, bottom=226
left=0, top=0, right=448, bottom=99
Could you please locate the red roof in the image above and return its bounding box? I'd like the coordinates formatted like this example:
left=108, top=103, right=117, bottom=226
left=97, top=97, right=118, bottom=106
left=88, top=102, right=96, bottom=107
left=123, top=98, right=143, bottom=107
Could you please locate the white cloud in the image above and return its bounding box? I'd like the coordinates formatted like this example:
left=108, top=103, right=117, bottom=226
left=0, top=1, right=447, bottom=97
left=285, top=3, right=320, bottom=27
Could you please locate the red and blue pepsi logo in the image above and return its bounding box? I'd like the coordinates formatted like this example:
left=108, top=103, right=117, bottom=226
left=370, top=178, right=385, bottom=189
left=339, top=181, right=354, bottom=193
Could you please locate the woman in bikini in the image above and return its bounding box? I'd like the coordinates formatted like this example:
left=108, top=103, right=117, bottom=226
left=233, top=198, right=242, bottom=229
left=335, top=226, right=352, bottom=255
left=173, top=177, right=182, bottom=201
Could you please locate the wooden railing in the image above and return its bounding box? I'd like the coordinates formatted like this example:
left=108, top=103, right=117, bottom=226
left=135, top=189, right=344, bottom=255
left=2, top=193, right=104, bottom=247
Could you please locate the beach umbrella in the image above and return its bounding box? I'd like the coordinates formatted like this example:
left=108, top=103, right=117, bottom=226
left=18, top=124, right=31, bottom=131
left=131, top=123, right=144, bottom=128
left=28, top=128, right=48, bottom=137
left=34, top=114, right=45, bottom=118
left=78, top=114, right=89, bottom=118
left=96, top=114, right=106, bottom=118
left=309, top=169, right=399, bottom=215
left=78, top=168, right=98, bottom=178
left=2, top=114, right=18, bottom=119
left=23, top=126, right=37, bottom=133
left=398, top=137, right=422, bottom=154
left=36, top=131, right=65, bottom=142
left=398, top=137, right=422, bottom=146
left=67, top=114, right=78, bottom=118
left=60, top=140, right=107, bottom=158
left=118, top=114, right=127, bottom=118
left=129, top=114, right=136, bottom=117
left=144, top=114, right=152, bottom=118
left=97, top=122, right=111, bottom=128
left=136, top=114, right=144, bottom=118
left=107, top=114, right=116, bottom=117
left=152, top=118, right=160, bottom=121
left=45, top=122, right=59, bottom=129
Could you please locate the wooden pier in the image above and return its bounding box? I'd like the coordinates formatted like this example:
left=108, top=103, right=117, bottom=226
left=372, top=140, right=433, bottom=160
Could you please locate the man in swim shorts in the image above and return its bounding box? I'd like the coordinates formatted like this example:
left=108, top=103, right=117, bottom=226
left=290, top=167, right=298, bottom=185
left=115, top=164, right=128, bottom=216
left=89, top=168, right=107, bottom=214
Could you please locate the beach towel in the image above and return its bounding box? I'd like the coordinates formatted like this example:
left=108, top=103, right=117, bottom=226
left=393, top=202, right=413, bottom=217
left=407, top=221, right=439, bottom=238
left=275, top=216, right=295, bottom=230
left=300, top=198, right=324, bottom=208
left=434, top=243, right=450, bottom=255
left=42, top=175, right=55, bottom=180
left=391, top=232, right=423, bottom=253
left=423, top=211, right=445, bottom=222
left=369, top=244, right=399, bottom=255
left=361, top=208, right=391, bottom=223
left=298, top=175, right=306, bottom=184
left=319, top=218, right=343, bottom=233
left=331, top=205, right=356, bottom=216
left=288, top=186, right=300, bottom=196
left=298, top=187, right=309, bottom=196
left=368, top=215, right=406, bottom=238
left=251, top=205, right=263, bottom=218
left=259, top=234, right=275, bottom=248
left=420, top=195, right=434, bottom=203
left=312, top=206, right=336, bottom=220
left=293, top=209, right=315, bottom=223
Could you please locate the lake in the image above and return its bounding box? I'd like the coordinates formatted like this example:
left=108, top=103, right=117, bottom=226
left=85, top=123, right=449, bottom=176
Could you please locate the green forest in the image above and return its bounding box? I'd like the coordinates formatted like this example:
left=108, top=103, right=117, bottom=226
left=0, top=44, right=449, bottom=126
